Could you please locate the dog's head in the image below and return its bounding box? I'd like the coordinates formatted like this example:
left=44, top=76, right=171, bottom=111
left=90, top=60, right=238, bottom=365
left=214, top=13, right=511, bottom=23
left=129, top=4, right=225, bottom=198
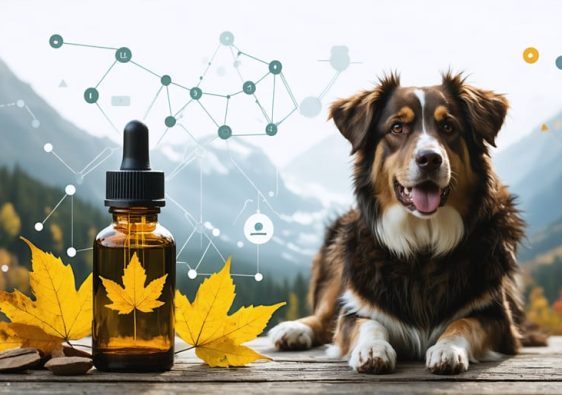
left=330, top=72, right=508, bottom=256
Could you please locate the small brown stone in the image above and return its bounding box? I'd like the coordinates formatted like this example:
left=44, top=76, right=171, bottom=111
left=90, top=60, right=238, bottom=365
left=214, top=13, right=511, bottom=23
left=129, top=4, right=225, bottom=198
left=44, top=356, right=93, bottom=376
left=0, top=348, right=42, bottom=372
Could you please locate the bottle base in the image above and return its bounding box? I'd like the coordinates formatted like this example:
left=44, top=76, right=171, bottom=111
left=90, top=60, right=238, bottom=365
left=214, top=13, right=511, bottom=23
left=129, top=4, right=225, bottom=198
left=93, top=348, right=174, bottom=372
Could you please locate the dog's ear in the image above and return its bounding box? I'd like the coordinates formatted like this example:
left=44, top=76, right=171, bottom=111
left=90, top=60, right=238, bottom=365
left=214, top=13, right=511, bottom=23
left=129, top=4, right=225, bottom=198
left=329, top=73, right=400, bottom=154
left=442, top=71, right=508, bottom=148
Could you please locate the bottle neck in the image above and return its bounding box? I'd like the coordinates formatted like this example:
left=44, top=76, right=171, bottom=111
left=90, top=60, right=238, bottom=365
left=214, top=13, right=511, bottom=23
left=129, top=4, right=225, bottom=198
left=109, top=207, right=160, bottom=226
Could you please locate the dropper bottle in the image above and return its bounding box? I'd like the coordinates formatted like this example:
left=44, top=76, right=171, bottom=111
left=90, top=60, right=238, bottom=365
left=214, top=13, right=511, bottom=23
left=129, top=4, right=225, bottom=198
left=93, top=120, right=175, bottom=372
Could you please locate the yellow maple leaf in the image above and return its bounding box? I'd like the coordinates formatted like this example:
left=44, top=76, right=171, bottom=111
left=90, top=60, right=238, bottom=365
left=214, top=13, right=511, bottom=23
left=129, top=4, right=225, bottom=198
left=0, top=322, right=62, bottom=353
left=0, top=237, right=92, bottom=351
left=175, top=258, right=285, bottom=367
left=100, top=253, right=167, bottom=315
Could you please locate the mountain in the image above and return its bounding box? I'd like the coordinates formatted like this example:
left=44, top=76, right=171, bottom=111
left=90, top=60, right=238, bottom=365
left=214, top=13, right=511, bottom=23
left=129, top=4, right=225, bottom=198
left=0, top=57, right=327, bottom=281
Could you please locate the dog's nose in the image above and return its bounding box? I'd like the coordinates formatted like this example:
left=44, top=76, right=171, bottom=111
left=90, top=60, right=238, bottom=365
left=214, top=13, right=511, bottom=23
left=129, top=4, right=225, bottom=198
left=416, top=150, right=442, bottom=171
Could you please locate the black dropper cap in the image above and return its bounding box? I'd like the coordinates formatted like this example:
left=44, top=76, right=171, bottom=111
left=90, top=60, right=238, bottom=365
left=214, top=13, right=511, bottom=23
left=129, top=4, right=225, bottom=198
left=105, top=120, right=165, bottom=207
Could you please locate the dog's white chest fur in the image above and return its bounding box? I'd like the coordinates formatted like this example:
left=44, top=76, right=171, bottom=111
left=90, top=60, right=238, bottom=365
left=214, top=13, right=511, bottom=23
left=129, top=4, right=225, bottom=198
left=375, top=204, right=464, bottom=258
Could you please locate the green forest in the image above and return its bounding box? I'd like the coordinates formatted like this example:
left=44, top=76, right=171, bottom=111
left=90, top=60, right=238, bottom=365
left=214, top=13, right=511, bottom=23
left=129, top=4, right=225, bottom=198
left=0, top=165, right=310, bottom=329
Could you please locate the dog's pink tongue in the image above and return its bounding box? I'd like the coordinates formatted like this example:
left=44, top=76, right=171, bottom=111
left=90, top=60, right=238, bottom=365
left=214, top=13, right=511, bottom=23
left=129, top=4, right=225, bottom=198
left=411, top=184, right=441, bottom=214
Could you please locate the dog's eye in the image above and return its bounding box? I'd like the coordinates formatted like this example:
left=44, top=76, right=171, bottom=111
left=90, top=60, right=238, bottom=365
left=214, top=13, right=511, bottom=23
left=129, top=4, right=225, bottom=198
left=390, top=122, right=404, bottom=134
left=441, top=121, right=454, bottom=133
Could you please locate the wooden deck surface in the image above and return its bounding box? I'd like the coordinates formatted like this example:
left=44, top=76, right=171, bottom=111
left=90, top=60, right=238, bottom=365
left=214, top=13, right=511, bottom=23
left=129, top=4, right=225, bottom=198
left=0, top=337, right=561, bottom=394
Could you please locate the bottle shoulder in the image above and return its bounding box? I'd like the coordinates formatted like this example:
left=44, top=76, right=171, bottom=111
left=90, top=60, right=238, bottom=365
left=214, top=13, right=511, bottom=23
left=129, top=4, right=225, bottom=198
left=95, top=222, right=175, bottom=248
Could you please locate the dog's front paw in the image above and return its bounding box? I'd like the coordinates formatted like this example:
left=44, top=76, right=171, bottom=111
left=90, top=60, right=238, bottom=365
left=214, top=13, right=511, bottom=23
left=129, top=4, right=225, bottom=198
left=269, top=321, right=314, bottom=351
left=349, top=340, right=396, bottom=374
left=426, top=341, right=469, bottom=375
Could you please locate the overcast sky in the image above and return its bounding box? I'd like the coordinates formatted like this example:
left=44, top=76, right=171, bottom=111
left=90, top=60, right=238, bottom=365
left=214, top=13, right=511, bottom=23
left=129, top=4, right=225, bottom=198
left=1, top=0, right=561, bottom=167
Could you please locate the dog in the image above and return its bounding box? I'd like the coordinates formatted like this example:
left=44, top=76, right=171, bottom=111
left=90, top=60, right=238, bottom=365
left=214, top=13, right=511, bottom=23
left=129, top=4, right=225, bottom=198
left=269, top=72, right=546, bottom=375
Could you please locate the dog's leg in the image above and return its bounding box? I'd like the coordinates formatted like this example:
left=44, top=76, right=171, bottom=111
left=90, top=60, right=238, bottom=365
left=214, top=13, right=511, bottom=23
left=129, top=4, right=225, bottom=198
left=270, top=246, right=342, bottom=350
left=334, top=314, right=397, bottom=374
left=426, top=317, right=507, bottom=375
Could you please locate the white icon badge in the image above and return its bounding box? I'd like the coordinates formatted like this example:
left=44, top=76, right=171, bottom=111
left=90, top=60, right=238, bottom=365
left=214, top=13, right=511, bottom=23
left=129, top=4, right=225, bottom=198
left=244, top=213, right=274, bottom=245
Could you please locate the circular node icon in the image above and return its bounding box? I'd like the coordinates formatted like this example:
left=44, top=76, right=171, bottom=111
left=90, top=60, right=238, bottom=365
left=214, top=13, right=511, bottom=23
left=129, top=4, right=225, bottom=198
left=254, top=273, right=263, bottom=282
left=556, top=55, right=562, bottom=70
left=268, top=191, right=275, bottom=197
left=218, top=125, right=232, bottom=140
left=243, top=81, right=256, bottom=95
left=49, top=34, right=63, bottom=49
left=34, top=222, right=43, bottom=232
left=236, top=241, right=244, bottom=248
left=523, top=47, right=539, bottom=64
left=115, top=47, right=132, bottom=63
left=212, top=228, right=221, bottom=237
left=16, top=100, right=25, bottom=108
left=233, top=60, right=241, bottom=68
left=161, top=75, right=172, bottom=86
left=66, top=247, right=77, bottom=258
left=244, top=213, right=274, bottom=245
left=65, top=184, right=76, bottom=196
left=190, top=87, right=203, bottom=100
left=187, top=269, right=197, bottom=279
left=84, top=87, right=99, bottom=104
left=165, top=116, right=177, bottom=128
left=329, top=46, right=351, bottom=71
left=265, top=123, right=278, bottom=136
left=43, top=143, right=53, bottom=153
left=1, top=264, right=8, bottom=273
left=31, top=120, right=40, bottom=128
left=269, top=60, right=283, bottom=75
left=299, top=96, right=322, bottom=118
left=219, top=31, right=235, bottom=46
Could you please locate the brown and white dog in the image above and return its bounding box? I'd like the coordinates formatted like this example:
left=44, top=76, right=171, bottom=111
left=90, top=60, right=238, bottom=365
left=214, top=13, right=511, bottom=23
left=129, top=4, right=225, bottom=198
left=269, top=72, right=546, bottom=374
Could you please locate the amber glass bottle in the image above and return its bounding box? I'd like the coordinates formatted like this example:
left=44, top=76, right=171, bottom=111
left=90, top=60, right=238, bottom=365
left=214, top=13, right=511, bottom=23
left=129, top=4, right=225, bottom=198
left=93, top=121, right=175, bottom=372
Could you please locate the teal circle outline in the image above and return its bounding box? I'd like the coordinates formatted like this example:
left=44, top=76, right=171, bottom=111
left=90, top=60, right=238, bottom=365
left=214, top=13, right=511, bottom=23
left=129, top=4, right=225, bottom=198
left=265, top=123, right=278, bottom=136
left=161, top=75, right=172, bottom=86
left=556, top=56, right=562, bottom=70
left=49, top=34, right=63, bottom=49
left=190, top=87, right=203, bottom=100
left=269, top=60, right=282, bottom=75
left=219, top=31, right=235, bottom=46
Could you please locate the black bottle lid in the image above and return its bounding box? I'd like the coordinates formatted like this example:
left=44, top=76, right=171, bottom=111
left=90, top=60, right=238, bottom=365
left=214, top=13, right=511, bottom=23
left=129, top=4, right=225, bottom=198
left=105, top=120, right=165, bottom=207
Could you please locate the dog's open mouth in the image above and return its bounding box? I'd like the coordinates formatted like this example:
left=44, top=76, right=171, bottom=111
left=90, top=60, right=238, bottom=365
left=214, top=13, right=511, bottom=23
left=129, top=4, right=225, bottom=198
left=393, top=178, right=450, bottom=215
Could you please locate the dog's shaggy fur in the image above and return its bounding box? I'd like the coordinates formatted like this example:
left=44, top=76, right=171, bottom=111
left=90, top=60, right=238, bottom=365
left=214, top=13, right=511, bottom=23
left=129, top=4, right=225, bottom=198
left=269, top=72, right=546, bottom=375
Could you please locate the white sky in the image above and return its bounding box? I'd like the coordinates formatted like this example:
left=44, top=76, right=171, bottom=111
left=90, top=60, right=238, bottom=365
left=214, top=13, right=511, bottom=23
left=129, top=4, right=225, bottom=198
left=1, top=0, right=561, bottom=167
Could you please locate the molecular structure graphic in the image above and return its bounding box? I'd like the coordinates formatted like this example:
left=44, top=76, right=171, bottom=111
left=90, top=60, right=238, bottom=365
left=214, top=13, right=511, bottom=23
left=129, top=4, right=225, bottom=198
left=36, top=32, right=355, bottom=281
left=0, top=100, right=40, bottom=128
left=299, top=45, right=359, bottom=118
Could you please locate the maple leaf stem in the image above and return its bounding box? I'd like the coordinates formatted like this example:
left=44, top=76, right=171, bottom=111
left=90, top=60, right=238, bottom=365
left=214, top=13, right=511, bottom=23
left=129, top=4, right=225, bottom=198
left=174, top=345, right=195, bottom=355
left=67, top=342, right=92, bottom=349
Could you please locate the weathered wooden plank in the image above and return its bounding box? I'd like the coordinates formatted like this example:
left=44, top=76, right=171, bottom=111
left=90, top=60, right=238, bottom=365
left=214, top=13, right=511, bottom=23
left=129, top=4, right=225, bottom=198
left=1, top=381, right=562, bottom=395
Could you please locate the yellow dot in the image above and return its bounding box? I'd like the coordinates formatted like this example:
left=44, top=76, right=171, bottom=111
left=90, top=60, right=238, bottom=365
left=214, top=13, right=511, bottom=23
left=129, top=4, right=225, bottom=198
left=523, top=47, right=539, bottom=64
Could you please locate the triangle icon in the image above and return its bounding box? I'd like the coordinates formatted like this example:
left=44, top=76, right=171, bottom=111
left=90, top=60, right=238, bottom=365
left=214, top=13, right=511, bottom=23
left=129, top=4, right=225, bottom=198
left=540, top=123, right=549, bottom=132
left=58, top=79, right=68, bottom=88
